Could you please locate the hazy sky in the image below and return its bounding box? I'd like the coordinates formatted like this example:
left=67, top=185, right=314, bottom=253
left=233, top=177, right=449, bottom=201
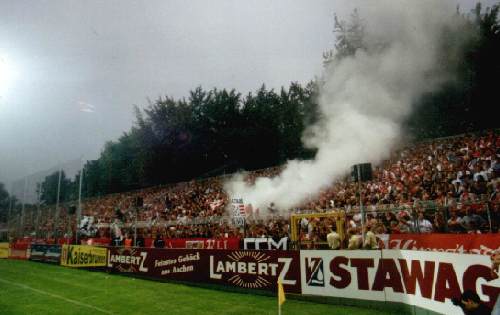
left=0, top=0, right=495, bottom=186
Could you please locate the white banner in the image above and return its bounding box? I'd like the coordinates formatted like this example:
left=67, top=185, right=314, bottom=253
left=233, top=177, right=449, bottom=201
left=300, top=250, right=500, bottom=315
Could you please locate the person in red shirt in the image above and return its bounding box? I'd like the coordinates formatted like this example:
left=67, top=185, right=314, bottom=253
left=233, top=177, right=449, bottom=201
left=123, top=233, right=133, bottom=248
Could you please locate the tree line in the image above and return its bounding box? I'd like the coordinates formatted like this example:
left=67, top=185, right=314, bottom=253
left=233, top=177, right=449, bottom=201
left=0, top=3, right=498, bottom=214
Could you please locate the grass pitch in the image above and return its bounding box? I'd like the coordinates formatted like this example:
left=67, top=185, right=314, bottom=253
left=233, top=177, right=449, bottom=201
left=0, top=259, right=397, bottom=315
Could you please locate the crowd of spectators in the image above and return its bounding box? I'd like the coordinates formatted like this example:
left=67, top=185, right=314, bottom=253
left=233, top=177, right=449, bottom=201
left=11, top=131, right=500, bottom=245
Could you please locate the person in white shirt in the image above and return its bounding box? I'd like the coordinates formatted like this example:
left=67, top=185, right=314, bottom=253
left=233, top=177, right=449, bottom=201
left=412, top=211, right=433, bottom=233
left=363, top=225, right=378, bottom=250
left=347, top=228, right=362, bottom=250
left=326, top=226, right=341, bottom=250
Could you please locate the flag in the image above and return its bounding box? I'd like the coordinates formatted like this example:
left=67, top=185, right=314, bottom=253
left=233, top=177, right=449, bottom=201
left=239, top=203, right=246, bottom=216
left=278, top=278, right=286, bottom=306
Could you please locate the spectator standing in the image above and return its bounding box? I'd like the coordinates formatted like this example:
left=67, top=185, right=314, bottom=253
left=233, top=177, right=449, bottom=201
left=326, top=226, right=340, bottom=250
left=154, top=234, right=165, bottom=248
left=363, top=225, right=378, bottom=250
left=412, top=211, right=433, bottom=233
left=123, top=233, right=133, bottom=248
left=447, top=211, right=464, bottom=233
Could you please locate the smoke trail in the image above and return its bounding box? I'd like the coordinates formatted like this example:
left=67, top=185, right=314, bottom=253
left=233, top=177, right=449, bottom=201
left=225, top=0, right=464, bottom=213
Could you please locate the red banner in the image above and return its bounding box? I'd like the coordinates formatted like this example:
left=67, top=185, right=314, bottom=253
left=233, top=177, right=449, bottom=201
left=9, top=242, right=30, bottom=260
left=81, top=238, right=111, bottom=246
left=107, top=247, right=301, bottom=293
left=80, top=237, right=239, bottom=249
left=164, top=238, right=240, bottom=250
left=381, top=234, right=500, bottom=255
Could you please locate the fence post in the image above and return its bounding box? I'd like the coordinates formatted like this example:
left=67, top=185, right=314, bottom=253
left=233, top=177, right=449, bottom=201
left=486, top=202, right=492, bottom=233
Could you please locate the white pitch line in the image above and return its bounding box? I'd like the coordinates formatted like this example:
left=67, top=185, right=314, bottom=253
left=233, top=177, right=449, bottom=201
left=0, top=277, right=114, bottom=315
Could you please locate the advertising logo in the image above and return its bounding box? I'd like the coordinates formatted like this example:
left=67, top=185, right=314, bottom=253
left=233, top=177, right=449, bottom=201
left=210, top=251, right=296, bottom=289
left=305, top=257, right=324, bottom=287
left=108, top=248, right=148, bottom=273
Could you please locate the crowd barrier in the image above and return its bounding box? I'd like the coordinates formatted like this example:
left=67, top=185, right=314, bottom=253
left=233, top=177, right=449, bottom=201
left=10, top=234, right=500, bottom=315
left=78, top=234, right=499, bottom=253
left=0, top=242, right=9, bottom=258
left=104, top=247, right=498, bottom=314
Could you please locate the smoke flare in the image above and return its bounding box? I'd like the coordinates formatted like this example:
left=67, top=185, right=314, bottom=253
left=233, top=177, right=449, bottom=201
left=225, top=0, right=465, bottom=214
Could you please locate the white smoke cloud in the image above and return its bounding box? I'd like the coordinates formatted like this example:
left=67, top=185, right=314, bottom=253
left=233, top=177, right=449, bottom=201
left=225, top=0, right=464, bottom=213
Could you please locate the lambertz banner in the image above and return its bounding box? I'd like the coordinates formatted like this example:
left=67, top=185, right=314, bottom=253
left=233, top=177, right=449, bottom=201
left=30, top=244, right=61, bottom=264
left=107, top=247, right=301, bottom=293
left=300, top=249, right=500, bottom=315
left=60, top=245, right=107, bottom=267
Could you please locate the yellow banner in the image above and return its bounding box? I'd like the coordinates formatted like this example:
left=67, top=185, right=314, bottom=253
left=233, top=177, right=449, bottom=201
left=60, top=245, right=107, bottom=267
left=0, top=243, right=10, bottom=258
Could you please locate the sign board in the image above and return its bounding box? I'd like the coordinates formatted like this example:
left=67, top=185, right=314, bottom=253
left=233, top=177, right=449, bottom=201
left=244, top=238, right=288, bottom=250
left=107, top=247, right=301, bottom=293
left=0, top=242, right=9, bottom=259
left=380, top=233, right=500, bottom=255
left=60, top=245, right=107, bottom=267
left=30, top=244, right=61, bottom=264
left=300, top=250, right=500, bottom=314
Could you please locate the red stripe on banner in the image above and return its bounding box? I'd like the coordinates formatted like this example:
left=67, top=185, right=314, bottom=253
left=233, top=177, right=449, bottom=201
left=382, top=234, right=500, bottom=255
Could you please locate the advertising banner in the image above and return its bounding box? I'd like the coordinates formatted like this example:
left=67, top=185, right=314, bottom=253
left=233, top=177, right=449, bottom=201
left=29, top=244, right=62, bottom=264
left=382, top=250, right=499, bottom=314
left=243, top=238, right=288, bottom=250
left=107, top=248, right=301, bottom=293
left=164, top=238, right=240, bottom=250
left=80, top=238, right=111, bottom=246
left=60, top=245, right=107, bottom=267
left=0, top=242, right=9, bottom=258
left=300, top=250, right=500, bottom=315
left=301, top=250, right=385, bottom=301
left=8, top=242, right=30, bottom=260
left=381, top=233, right=500, bottom=255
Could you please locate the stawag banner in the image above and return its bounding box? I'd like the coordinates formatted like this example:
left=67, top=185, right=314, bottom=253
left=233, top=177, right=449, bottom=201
left=107, top=247, right=301, bottom=293
left=300, top=249, right=500, bottom=315
left=60, top=245, right=107, bottom=267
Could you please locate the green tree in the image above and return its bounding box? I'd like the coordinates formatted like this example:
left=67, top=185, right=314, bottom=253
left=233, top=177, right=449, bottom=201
left=323, top=8, right=366, bottom=68
left=40, top=171, right=72, bottom=205
left=323, top=4, right=500, bottom=140
left=80, top=81, right=320, bottom=197
left=0, top=182, right=10, bottom=223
